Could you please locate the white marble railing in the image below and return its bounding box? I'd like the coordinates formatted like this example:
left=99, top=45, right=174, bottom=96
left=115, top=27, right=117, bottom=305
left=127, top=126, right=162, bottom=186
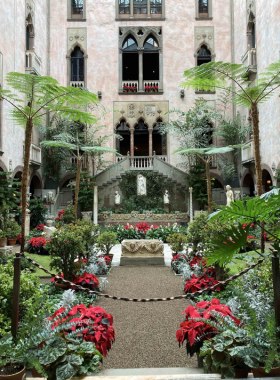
left=157, top=155, right=167, bottom=162
left=241, top=48, right=257, bottom=68
left=30, top=144, right=41, bottom=165
left=70, top=81, right=84, bottom=88
left=144, top=81, right=159, bottom=92
left=241, top=140, right=255, bottom=163
left=129, top=156, right=154, bottom=169
left=25, top=51, right=42, bottom=75
left=122, top=81, right=138, bottom=92
left=116, top=156, right=127, bottom=163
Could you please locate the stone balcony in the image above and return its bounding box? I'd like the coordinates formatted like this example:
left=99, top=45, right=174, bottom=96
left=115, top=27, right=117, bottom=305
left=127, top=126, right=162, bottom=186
left=70, top=81, right=85, bottom=88
left=241, top=140, right=255, bottom=165
left=120, top=80, right=162, bottom=94
left=25, top=50, right=42, bottom=76
left=29, top=143, right=42, bottom=169
left=241, top=48, right=257, bottom=75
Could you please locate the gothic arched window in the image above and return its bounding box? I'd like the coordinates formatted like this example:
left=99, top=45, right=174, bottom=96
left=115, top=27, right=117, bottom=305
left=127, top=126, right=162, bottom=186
left=70, top=47, right=84, bottom=83
left=122, top=36, right=139, bottom=82
left=197, top=45, right=212, bottom=66
left=143, top=35, right=159, bottom=82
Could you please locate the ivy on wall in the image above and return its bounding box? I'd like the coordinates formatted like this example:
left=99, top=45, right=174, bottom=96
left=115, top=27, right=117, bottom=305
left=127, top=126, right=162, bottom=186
left=118, top=171, right=172, bottom=214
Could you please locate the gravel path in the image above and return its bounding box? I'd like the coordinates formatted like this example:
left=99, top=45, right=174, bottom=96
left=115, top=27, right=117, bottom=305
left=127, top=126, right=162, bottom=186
left=97, top=266, right=197, bottom=369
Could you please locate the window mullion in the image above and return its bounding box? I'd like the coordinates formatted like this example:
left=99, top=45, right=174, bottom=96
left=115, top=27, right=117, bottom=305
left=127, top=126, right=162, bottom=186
left=147, top=0, right=151, bottom=18
left=130, top=0, right=133, bottom=18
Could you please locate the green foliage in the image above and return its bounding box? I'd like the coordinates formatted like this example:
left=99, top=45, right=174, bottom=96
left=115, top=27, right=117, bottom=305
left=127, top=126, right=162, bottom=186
left=0, top=264, right=41, bottom=336
left=67, top=220, right=100, bottom=258
left=145, top=223, right=187, bottom=242
left=213, top=115, right=252, bottom=147
left=5, top=220, right=21, bottom=239
left=118, top=171, right=170, bottom=213
left=181, top=61, right=280, bottom=108
left=77, top=173, right=95, bottom=211
left=104, top=224, right=141, bottom=242
left=166, top=233, right=187, bottom=253
left=29, top=198, right=48, bottom=228
left=96, top=232, right=118, bottom=255
left=186, top=161, right=208, bottom=208
left=63, top=206, right=75, bottom=224
left=0, top=172, right=20, bottom=215
left=47, top=225, right=85, bottom=280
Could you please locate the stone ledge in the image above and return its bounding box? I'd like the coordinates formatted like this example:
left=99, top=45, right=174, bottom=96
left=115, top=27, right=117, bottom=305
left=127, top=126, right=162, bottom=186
left=120, top=256, right=165, bottom=265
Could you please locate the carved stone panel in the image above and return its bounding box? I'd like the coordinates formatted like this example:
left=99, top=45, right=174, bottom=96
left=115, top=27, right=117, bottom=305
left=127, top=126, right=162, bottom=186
left=67, top=28, right=87, bottom=53
left=121, top=239, right=164, bottom=257
left=145, top=104, right=156, bottom=117
left=194, top=26, right=215, bottom=54
left=128, top=103, right=135, bottom=118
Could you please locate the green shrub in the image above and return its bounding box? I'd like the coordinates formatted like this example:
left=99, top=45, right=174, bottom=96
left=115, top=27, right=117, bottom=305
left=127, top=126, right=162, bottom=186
left=47, top=226, right=85, bottom=280
left=29, top=198, right=48, bottom=228
left=145, top=223, right=187, bottom=243
left=166, top=233, right=187, bottom=253
left=104, top=224, right=141, bottom=242
left=67, top=220, right=100, bottom=258
left=5, top=221, right=21, bottom=239
left=63, top=205, right=75, bottom=224
left=0, top=264, right=41, bottom=336
left=96, top=232, right=118, bottom=255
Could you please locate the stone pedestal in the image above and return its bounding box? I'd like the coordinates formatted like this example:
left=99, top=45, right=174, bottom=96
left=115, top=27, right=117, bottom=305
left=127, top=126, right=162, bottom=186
left=81, top=211, right=93, bottom=221
left=164, top=204, right=170, bottom=213
left=0, top=246, right=13, bottom=256
left=115, top=205, right=120, bottom=213
left=121, top=239, right=164, bottom=265
left=44, top=226, right=57, bottom=238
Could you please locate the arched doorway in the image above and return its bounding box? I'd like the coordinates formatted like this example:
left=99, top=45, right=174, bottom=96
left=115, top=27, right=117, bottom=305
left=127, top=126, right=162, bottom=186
left=243, top=173, right=255, bottom=196
left=262, top=169, right=273, bottom=193
left=134, top=119, right=149, bottom=156
left=116, top=119, right=130, bottom=155
left=30, top=175, right=42, bottom=198
left=152, top=118, right=166, bottom=156
left=122, top=35, right=139, bottom=88
left=143, top=35, right=159, bottom=87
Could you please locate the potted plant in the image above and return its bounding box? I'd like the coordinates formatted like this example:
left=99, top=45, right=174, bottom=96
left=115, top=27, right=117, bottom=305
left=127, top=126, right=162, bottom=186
left=0, top=334, right=26, bottom=380
left=6, top=221, right=21, bottom=246
left=0, top=229, right=6, bottom=247
left=96, top=232, right=118, bottom=259
left=166, top=233, right=187, bottom=256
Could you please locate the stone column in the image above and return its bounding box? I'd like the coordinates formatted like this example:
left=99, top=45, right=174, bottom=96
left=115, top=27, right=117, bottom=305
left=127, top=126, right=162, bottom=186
left=25, top=209, right=31, bottom=237
left=130, top=127, right=135, bottom=156
left=94, top=186, right=98, bottom=225
left=148, top=128, right=153, bottom=156
left=147, top=0, right=151, bottom=18
left=130, top=0, right=133, bottom=18
left=138, top=50, right=144, bottom=92
left=189, top=187, right=193, bottom=222
left=159, top=49, right=163, bottom=92
left=119, top=50, right=123, bottom=91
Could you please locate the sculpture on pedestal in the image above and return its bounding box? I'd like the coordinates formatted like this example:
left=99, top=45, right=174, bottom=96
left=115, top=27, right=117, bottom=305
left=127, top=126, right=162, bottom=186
left=226, top=185, right=234, bottom=207
left=137, top=174, right=147, bottom=196
left=163, top=190, right=169, bottom=204
left=115, top=191, right=121, bottom=205
left=47, top=191, right=54, bottom=204
left=234, top=190, right=241, bottom=201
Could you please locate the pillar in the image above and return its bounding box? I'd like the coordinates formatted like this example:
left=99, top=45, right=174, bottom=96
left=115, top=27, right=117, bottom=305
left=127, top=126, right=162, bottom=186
left=130, top=0, right=133, bottom=18
left=119, top=50, right=123, bottom=91
left=130, top=127, right=134, bottom=156
left=148, top=128, right=153, bottom=156
left=93, top=186, right=98, bottom=225
left=159, top=49, right=163, bottom=92
left=25, top=209, right=31, bottom=237
left=138, top=50, right=144, bottom=92
left=189, top=187, right=193, bottom=222
left=147, top=0, right=151, bottom=18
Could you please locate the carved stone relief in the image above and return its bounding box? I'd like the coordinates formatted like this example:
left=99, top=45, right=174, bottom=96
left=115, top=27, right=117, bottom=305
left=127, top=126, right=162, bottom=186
left=145, top=104, right=156, bottom=117
left=128, top=103, right=135, bottom=118
left=67, top=28, right=87, bottom=53
left=119, top=26, right=163, bottom=49
left=194, top=26, right=215, bottom=54
left=26, top=0, right=35, bottom=22
left=246, top=0, right=256, bottom=20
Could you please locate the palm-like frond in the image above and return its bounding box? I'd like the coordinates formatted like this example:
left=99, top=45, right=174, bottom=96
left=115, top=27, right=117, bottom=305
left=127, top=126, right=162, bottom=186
left=206, top=224, right=252, bottom=265
left=173, top=144, right=248, bottom=156
left=40, top=140, right=77, bottom=150
left=81, top=146, right=121, bottom=156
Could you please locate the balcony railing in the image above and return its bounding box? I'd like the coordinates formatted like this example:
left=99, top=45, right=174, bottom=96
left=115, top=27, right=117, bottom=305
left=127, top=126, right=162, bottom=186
left=25, top=51, right=42, bottom=75
left=70, top=81, right=84, bottom=88
left=241, top=140, right=255, bottom=163
left=122, top=81, right=138, bottom=93
left=157, top=155, right=167, bottom=162
left=129, top=156, right=154, bottom=169
left=144, top=81, right=159, bottom=93
left=30, top=144, right=41, bottom=165
left=241, top=48, right=257, bottom=74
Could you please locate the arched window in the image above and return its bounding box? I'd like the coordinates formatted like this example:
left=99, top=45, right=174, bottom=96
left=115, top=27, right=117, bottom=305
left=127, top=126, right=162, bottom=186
left=26, top=26, right=30, bottom=50
left=134, top=119, right=149, bottom=156
left=153, top=118, right=166, bottom=156
left=122, top=36, right=139, bottom=83
left=116, top=120, right=130, bottom=155
left=198, top=0, right=208, bottom=17
left=247, top=14, right=256, bottom=49
left=197, top=45, right=211, bottom=66
left=143, top=35, right=159, bottom=87
left=70, top=47, right=84, bottom=84
left=26, top=14, right=34, bottom=51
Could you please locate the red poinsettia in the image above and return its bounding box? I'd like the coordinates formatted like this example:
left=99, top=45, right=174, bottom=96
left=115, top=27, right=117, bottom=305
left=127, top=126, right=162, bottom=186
left=72, top=272, right=100, bottom=291
left=171, top=254, right=186, bottom=263
left=184, top=274, right=220, bottom=294
left=124, top=224, right=134, bottom=230
left=36, top=224, right=46, bottom=231
left=48, top=304, right=115, bottom=357
left=176, top=299, right=241, bottom=347
left=135, top=222, right=151, bottom=234
left=27, top=237, right=50, bottom=254
left=56, top=210, right=65, bottom=221
left=189, top=256, right=208, bottom=268
left=98, top=256, right=112, bottom=266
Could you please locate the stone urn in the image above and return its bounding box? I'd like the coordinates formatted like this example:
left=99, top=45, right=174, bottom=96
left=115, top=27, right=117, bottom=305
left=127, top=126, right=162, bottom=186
left=81, top=211, right=93, bottom=221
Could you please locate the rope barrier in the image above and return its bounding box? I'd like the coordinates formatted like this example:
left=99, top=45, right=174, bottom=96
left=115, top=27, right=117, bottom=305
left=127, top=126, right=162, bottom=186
left=19, top=252, right=265, bottom=302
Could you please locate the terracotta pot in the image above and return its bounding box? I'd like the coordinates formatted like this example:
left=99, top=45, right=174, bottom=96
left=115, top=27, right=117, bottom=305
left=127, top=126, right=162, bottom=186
left=252, top=366, right=280, bottom=378
left=107, top=253, right=114, bottom=261
left=31, top=368, right=42, bottom=378
left=8, top=239, right=17, bottom=246
left=54, top=281, right=70, bottom=290
left=0, top=364, right=25, bottom=380
left=0, top=238, right=6, bottom=248
left=234, top=367, right=249, bottom=378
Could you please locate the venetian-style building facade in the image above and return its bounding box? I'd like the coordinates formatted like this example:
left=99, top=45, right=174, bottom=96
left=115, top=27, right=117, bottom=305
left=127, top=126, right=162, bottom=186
left=0, top=0, right=279, bottom=209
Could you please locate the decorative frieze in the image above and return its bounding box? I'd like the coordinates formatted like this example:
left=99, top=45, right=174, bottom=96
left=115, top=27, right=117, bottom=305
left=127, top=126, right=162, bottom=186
left=67, top=28, right=87, bottom=53
left=98, top=211, right=188, bottom=222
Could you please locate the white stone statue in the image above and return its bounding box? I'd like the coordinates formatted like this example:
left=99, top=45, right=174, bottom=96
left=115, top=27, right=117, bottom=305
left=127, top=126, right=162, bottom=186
left=137, top=174, right=147, bottom=196
left=115, top=191, right=121, bottom=205
left=234, top=190, right=241, bottom=201
left=226, top=185, right=234, bottom=207
left=48, top=191, right=54, bottom=204
left=163, top=190, right=169, bottom=205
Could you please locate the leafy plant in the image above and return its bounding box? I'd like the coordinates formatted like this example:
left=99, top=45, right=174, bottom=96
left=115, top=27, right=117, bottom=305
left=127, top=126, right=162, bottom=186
left=0, top=172, right=20, bottom=217
left=66, top=220, right=100, bottom=258
left=5, top=220, right=21, bottom=239
left=186, top=161, right=208, bottom=209
left=27, top=237, right=50, bottom=255
left=29, top=198, right=48, bottom=229
left=145, top=223, right=187, bottom=243
left=104, top=224, right=141, bottom=242
left=63, top=206, right=75, bottom=224
left=166, top=233, right=187, bottom=253
left=96, top=232, right=118, bottom=255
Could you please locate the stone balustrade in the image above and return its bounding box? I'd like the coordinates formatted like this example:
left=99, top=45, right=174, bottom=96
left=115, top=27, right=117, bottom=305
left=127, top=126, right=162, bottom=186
left=129, top=156, right=154, bottom=169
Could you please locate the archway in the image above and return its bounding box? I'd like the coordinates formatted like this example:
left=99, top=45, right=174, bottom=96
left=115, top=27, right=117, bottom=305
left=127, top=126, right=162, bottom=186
left=30, top=175, right=42, bottom=198
left=262, top=169, right=273, bottom=193
left=152, top=118, right=166, bottom=156
left=134, top=119, right=149, bottom=156
left=116, top=119, right=130, bottom=155
left=243, top=173, right=255, bottom=196
left=122, top=35, right=139, bottom=85
left=143, top=35, right=159, bottom=84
